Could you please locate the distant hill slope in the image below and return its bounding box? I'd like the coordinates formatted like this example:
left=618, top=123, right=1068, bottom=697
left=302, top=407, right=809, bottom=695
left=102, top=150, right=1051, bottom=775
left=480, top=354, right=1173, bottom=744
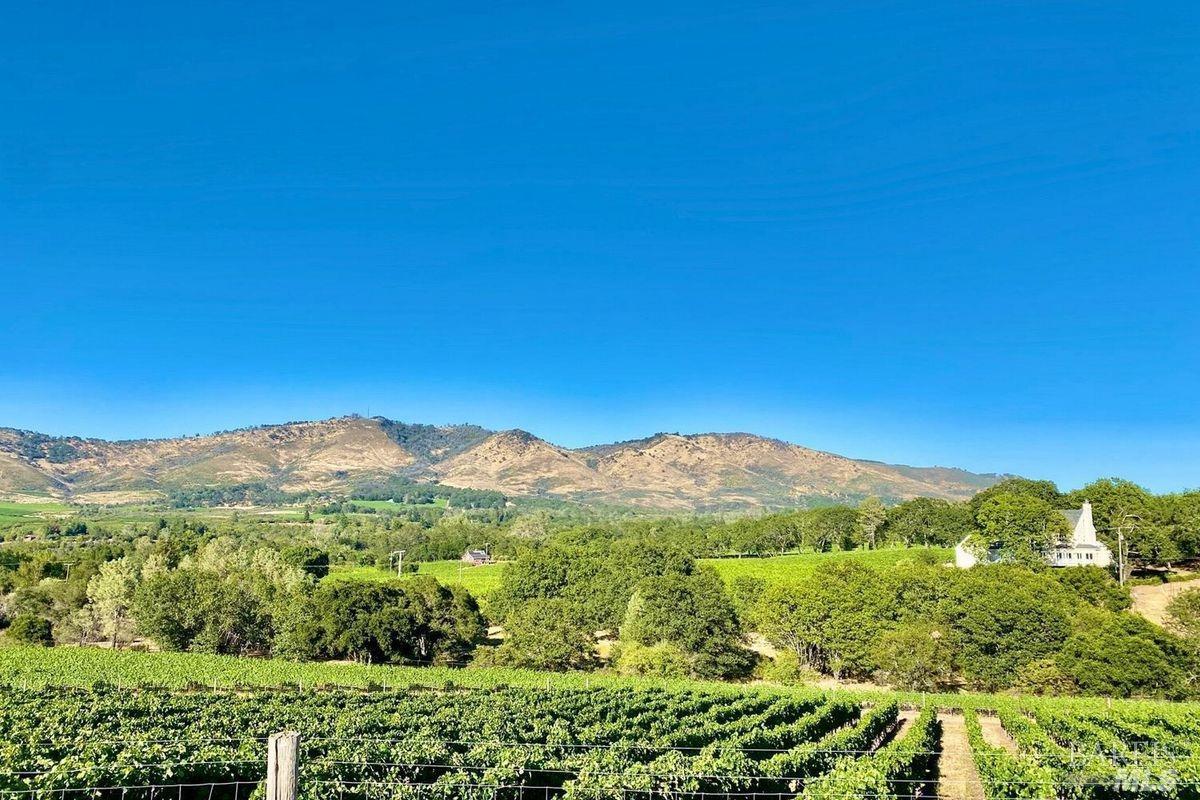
left=0, top=416, right=1002, bottom=509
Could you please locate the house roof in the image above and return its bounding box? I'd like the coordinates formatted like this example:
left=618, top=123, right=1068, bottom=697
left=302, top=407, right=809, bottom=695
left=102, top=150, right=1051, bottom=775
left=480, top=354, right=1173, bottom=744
left=1059, top=509, right=1082, bottom=528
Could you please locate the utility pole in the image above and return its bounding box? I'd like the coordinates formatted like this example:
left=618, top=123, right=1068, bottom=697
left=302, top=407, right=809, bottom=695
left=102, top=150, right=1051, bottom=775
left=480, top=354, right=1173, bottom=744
left=1115, top=514, right=1139, bottom=586
left=1117, top=528, right=1125, bottom=586
left=390, top=549, right=406, bottom=578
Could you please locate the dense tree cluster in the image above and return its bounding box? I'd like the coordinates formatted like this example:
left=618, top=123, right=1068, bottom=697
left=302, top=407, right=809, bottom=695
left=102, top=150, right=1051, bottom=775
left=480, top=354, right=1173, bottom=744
left=482, top=539, right=756, bottom=679
left=166, top=483, right=307, bottom=508
left=352, top=479, right=507, bottom=510
left=278, top=578, right=484, bottom=664
left=978, top=477, right=1200, bottom=571
left=752, top=561, right=1193, bottom=698
left=618, top=569, right=756, bottom=679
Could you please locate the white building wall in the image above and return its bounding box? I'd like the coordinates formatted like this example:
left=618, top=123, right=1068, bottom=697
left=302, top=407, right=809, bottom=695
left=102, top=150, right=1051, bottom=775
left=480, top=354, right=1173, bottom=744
left=954, top=540, right=978, bottom=569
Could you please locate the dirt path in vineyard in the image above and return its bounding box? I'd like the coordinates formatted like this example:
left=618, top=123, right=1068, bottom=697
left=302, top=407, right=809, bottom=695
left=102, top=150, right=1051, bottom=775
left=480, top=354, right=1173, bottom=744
left=936, top=712, right=984, bottom=800
left=978, top=713, right=1018, bottom=753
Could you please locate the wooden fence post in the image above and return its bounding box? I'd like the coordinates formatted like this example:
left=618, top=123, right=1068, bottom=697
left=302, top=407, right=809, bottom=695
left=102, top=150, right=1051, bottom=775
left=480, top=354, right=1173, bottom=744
left=267, top=731, right=300, bottom=800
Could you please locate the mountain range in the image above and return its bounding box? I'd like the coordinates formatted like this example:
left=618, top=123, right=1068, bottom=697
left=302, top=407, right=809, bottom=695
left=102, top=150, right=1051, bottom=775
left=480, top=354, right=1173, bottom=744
left=0, top=416, right=1003, bottom=510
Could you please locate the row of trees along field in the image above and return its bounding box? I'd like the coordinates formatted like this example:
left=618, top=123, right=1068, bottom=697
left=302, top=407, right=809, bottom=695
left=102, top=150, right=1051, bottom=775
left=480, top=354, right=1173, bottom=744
left=161, top=477, right=509, bottom=511
left=0, top=476, right=1198, bottom=698
left=8, top=476, right=1200, bottom=569
left=322, top=475, right=1199, bottom=570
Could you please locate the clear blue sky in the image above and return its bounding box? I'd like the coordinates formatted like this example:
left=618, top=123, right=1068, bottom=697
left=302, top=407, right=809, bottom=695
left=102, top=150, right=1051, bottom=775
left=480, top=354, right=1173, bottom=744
left=2, top=2, right=1197, bottom=492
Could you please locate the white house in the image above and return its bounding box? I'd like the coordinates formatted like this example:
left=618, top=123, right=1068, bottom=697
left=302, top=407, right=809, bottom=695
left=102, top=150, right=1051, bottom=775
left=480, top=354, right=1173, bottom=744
left=1047, top=500, right=1112, bottom=568
left=954, top=500, right=1112, bottom=569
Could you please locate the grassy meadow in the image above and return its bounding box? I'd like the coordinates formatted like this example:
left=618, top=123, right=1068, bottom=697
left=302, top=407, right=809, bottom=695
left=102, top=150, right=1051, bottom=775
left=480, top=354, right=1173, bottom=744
left=702, top=546, right=952, bottom=584
left=0, top=499, right=74, bottom=529
left=324, top=546, right=949, bottom=604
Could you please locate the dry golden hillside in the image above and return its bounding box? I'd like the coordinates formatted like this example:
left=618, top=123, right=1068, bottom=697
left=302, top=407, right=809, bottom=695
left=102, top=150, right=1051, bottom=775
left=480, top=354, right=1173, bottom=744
left=0, top=416, right=1000, bottom=509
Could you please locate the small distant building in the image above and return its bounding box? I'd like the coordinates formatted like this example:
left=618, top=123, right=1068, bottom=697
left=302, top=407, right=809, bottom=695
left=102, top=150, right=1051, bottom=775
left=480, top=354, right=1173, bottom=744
left=461, top=549, right=491, bottom=566
left=954, top=500, right=1113, bottom=569
left=1048, top=500, right=1112, bottom=568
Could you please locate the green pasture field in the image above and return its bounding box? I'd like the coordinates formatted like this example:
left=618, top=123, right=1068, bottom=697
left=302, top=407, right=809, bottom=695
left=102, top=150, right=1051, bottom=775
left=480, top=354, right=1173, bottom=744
left=324, top=547, right=949, bottom=603
left=701, top=546, right=953, bottom=585
left=0, top=499, right=75, bottom=529
left=416, top=558, right=507, bottom=594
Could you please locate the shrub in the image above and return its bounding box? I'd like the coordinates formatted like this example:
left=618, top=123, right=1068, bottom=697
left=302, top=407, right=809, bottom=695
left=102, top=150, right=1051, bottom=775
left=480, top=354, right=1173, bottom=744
left=1054, top=566, right=1131, bottom=611
left=621, top=568, right=755, bottom=679
left=872, top=622, right=956, bottom=691
left=7, top=614, right=53, bottom=647
left=492, top=599, right=596, bottom=671
left=942, top=568, right=1072, bottom=690
left=612, top=641, right=691, bottom=678
left=1057, top=613, right=1190, bottom=698
left=761, top=650, right=820, bottom=685
left=1011, top=658, right=1078, bottom=696
left=1166, top=588, right=1200, bottom=646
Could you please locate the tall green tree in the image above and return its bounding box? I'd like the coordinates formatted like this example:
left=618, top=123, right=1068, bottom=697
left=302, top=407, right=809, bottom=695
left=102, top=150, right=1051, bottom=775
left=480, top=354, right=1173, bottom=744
left=941, top=568, right=1073, bottom=690
left=972, top=493, right=1069, bottom=567
left=281, top=578, right=484, bottom=664
left=856, top=497, right=886, bottom=550
left=1067, top=478, right=1152, bottom=535
left=754, top=561, right=892, bottom=679
left=621, top=568, right=753, bottom=679
left=969, top=478, right=1063, bottom=515
left=802, top=506, right=859, bottom=552
left=881, top=498, right=972, bottom=547
left=492, top=599, right=596, bottom=671
left=282, top=545, right=330, bottom=580
left=86, top=558, right=139, bottom=649
left=132, top=569, right=269, bottom=655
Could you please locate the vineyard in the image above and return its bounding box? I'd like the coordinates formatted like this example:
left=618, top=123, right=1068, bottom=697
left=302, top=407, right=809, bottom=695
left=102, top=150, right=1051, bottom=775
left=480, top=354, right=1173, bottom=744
left=1, top=682, right=1198, bottom=800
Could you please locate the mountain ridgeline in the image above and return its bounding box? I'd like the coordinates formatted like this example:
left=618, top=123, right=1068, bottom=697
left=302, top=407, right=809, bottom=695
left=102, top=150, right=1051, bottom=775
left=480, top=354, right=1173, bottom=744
left=0, top=416, right=1002, bottom=510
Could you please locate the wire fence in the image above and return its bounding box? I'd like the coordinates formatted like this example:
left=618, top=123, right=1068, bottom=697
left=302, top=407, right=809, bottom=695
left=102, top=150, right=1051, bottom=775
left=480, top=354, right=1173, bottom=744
left=2, top=726, right=1196, bottom=800
left=0, top=782, right=262, bottom=800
